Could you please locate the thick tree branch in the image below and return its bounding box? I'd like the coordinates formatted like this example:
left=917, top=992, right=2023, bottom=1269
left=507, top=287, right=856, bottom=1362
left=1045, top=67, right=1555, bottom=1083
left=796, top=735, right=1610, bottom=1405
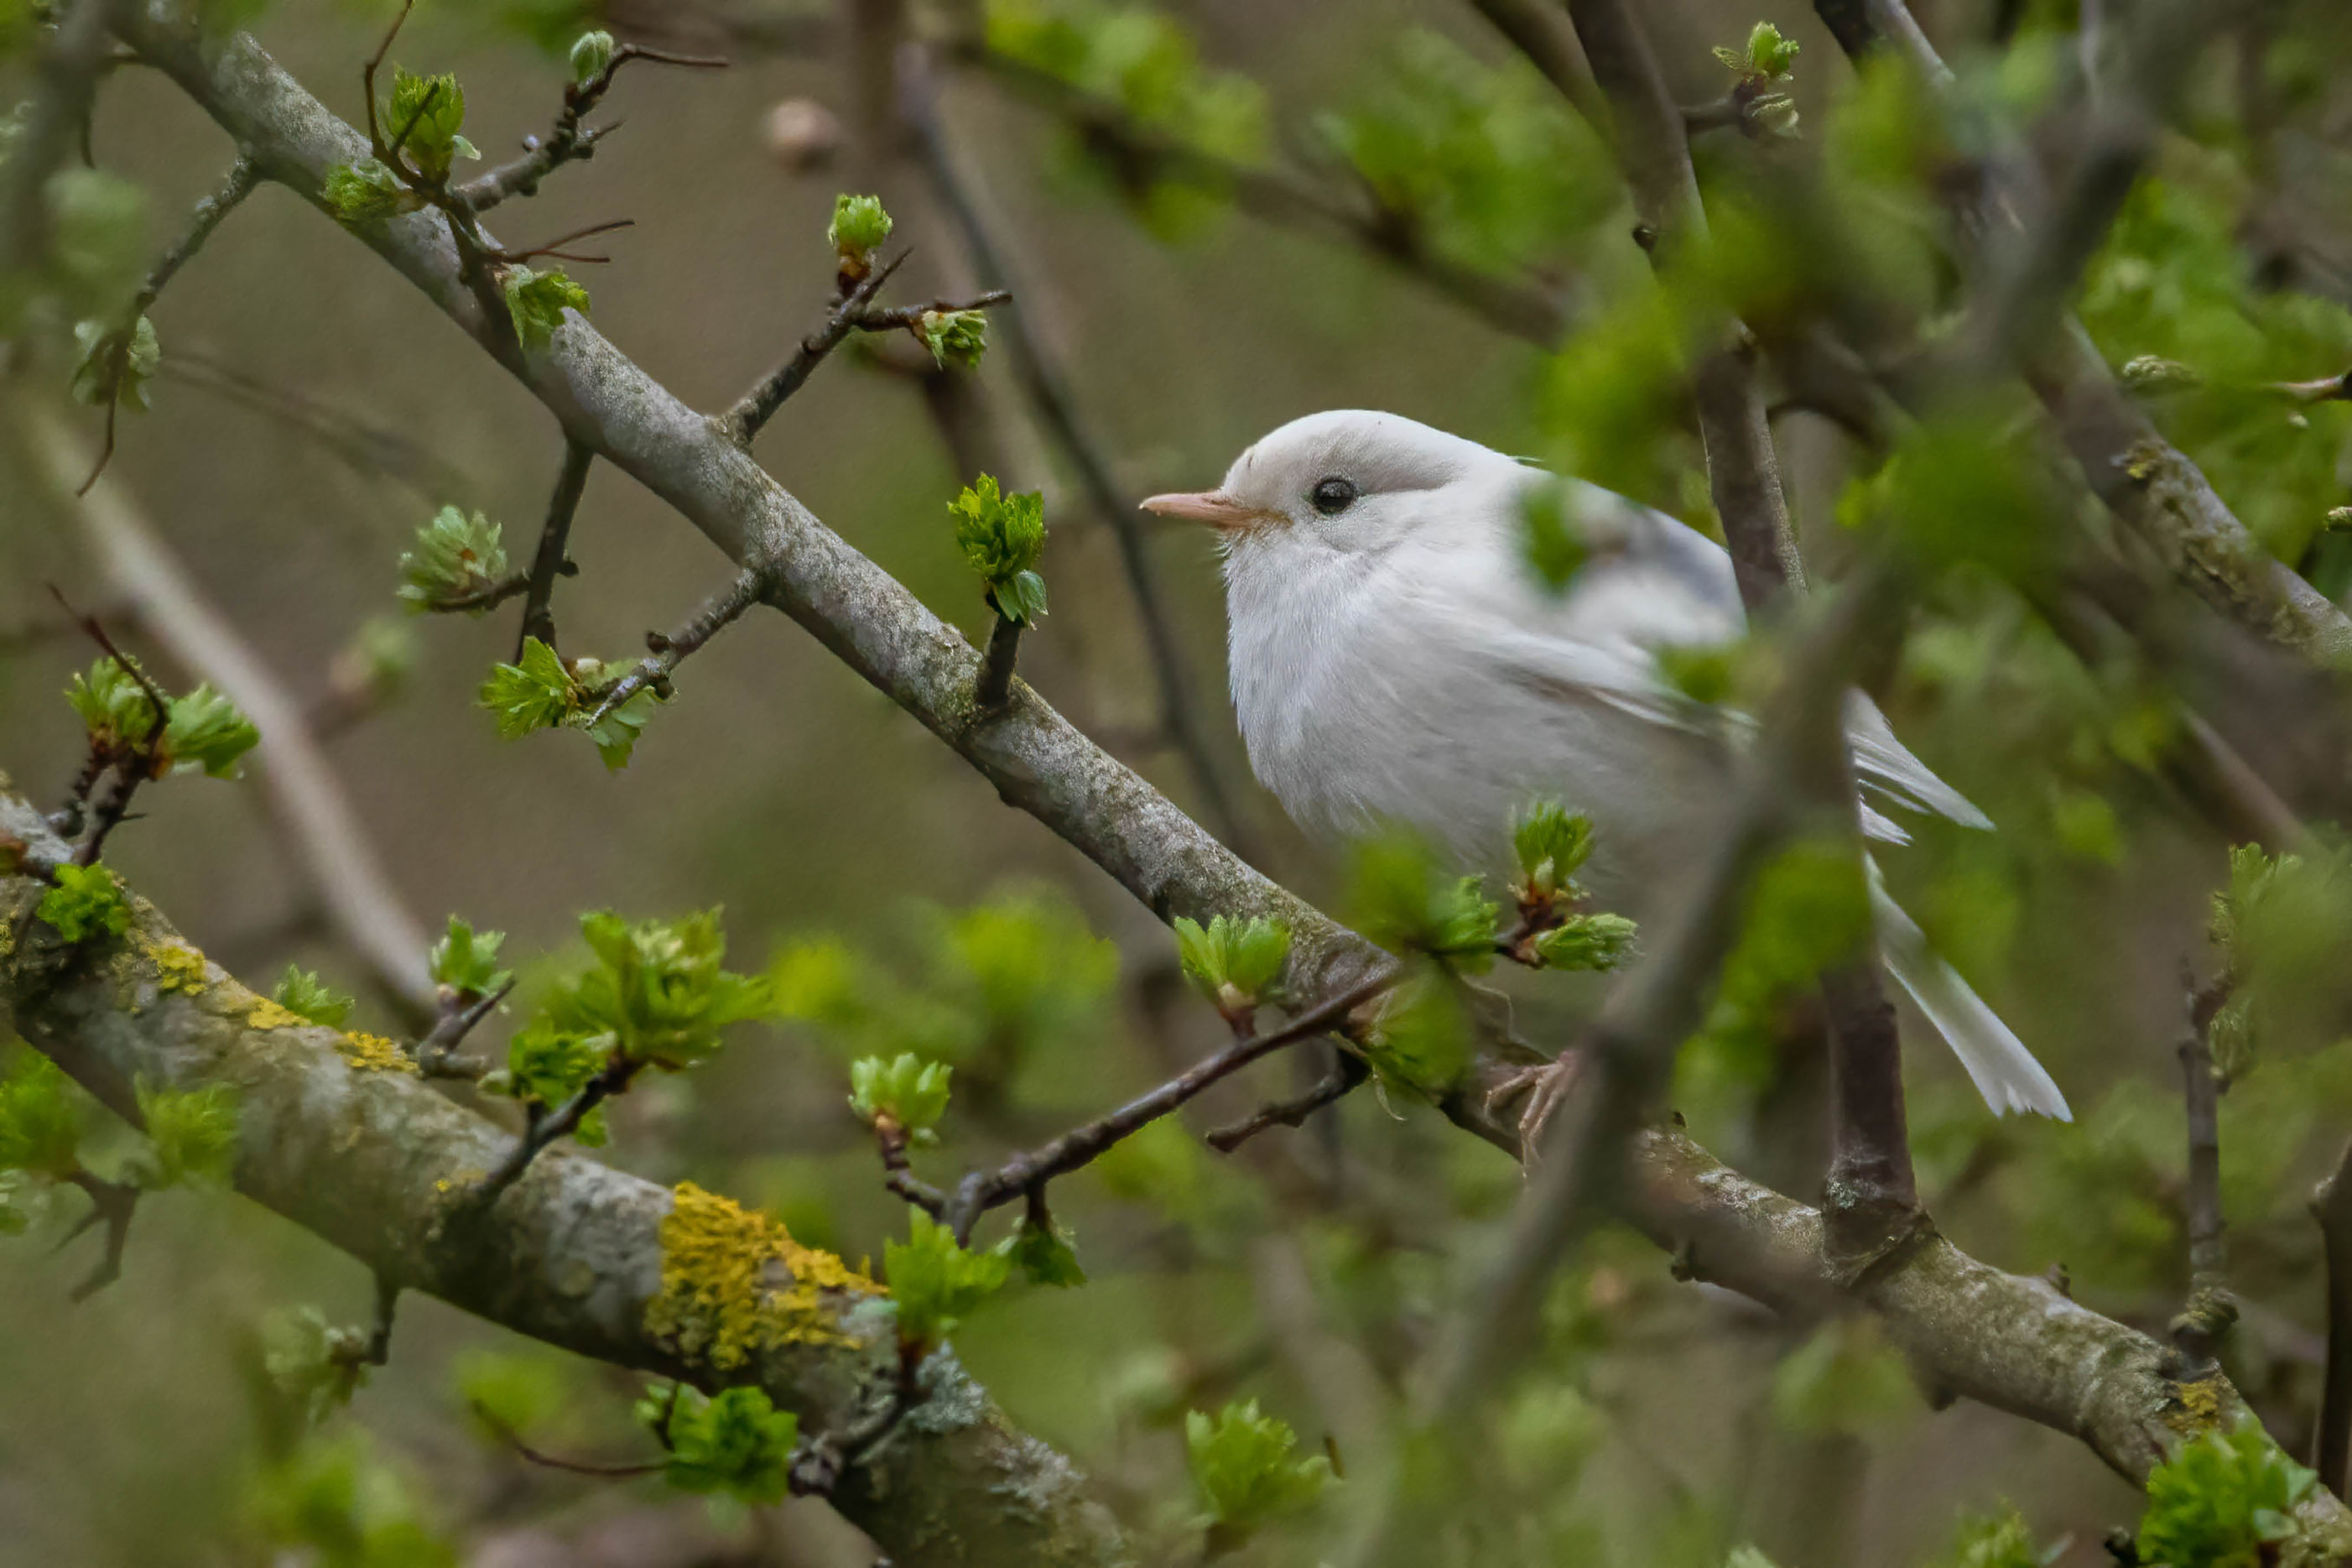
left=0, top=790, right=1130, bottom=1567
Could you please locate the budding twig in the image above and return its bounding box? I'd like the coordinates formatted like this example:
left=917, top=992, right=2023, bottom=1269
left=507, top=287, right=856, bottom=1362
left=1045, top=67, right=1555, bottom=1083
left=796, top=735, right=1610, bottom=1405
left=914, top=967, right=1398, bottom=1242
left=49, top=586, right=171, bottom=867
left=456, top=42, right=729, bottom=215
left=724, top=252, right=908, bottom=442
left=517, top=440, right=593, bottom=659
left=581, top=567, right=767, bottom=728
left=476, top=1053, right=643, bottom=1202
left=973, top=601, right=1024, bottom=712
left=414, top=978, right=512, bottom=1079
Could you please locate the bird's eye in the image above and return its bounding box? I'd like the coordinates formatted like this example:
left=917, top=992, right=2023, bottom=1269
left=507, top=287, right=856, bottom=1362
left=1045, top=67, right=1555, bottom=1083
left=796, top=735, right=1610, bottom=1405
left=1309, top=476, right=1357, bottom=516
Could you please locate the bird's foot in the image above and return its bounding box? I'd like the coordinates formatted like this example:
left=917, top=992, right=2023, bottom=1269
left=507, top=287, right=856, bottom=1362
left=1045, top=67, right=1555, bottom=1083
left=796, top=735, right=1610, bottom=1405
left=1484, top=1049, right=1585, bottom=1158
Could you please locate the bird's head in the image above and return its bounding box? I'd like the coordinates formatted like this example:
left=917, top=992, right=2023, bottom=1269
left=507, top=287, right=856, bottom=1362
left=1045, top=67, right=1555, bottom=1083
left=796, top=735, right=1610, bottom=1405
left=1141, top=409, right=1525, bottom=559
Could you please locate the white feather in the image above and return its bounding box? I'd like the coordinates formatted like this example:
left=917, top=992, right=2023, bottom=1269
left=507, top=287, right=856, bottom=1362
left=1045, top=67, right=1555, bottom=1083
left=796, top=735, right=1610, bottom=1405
left=1203, top=409, right=2066, bottom=1120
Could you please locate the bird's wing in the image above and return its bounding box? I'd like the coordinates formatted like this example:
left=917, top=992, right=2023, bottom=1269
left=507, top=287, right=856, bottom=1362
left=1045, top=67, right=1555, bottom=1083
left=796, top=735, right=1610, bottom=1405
left=1843, top=690, right=1994, bottom=830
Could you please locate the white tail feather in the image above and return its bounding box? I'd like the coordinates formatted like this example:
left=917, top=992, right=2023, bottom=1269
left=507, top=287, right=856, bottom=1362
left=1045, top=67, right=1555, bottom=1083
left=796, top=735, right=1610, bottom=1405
left=1867, top=865, right=2070, bottom=1121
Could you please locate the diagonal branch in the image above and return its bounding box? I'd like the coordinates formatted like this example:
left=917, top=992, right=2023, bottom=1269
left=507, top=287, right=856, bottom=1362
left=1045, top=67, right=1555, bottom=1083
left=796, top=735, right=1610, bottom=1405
left=516, top=439, right=592, bottom=658
left=0, top=789, right=1127, bottom=1567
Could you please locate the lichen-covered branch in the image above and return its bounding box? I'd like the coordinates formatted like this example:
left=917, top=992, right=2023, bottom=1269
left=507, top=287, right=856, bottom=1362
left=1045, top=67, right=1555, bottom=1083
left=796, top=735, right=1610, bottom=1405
left=0, top=789, right=1132, bottom=1568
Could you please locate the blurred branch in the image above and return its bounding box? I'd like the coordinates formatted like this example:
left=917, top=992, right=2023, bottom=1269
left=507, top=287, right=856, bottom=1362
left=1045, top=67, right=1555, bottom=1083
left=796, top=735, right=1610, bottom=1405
left=1207, top=1051, right=1368, bottom=1153
left=0, top=791, right=1127, bottom=1568
left=22, top=402, right=438, bottom=1020
left=1463, top=0, right=1606, bottom=128
left=901, top=44, right=1257, bottom=855
left=2314, top=1138, right=2352, bottom=1496
left=1814, top=0, right=2352, bottom=670
left=0, top=0, right=116, bottom=276
left=159, top=347, right=476, bottom=499
left=958, top=45, right=1571, bottom=345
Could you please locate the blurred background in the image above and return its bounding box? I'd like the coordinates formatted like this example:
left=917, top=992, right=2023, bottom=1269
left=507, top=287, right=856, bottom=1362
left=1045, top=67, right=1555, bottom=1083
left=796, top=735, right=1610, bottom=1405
left=5, top=0, right=2352, bottom=1563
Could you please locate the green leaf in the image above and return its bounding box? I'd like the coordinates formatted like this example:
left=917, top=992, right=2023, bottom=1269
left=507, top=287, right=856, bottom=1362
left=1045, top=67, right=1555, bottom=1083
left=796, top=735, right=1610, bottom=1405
left=847, top=1054, right=953, bottom=1144
left=1005, top=1213, right=1086, bottom=1288
left=321, top=157, right=423, bottom=226
left=162, top=684, right=260, bottom=778
left=1172, top=914, right=1291, bottom=1012
left=918, top=308, right=988, bottom=370
left=545, top=908, right=771, bottom=1071
left=1724, top=1550, right=1781, bottom=1568
left=1360, top=968, right=1469, bottom=1100
left=398, top=506, right=510, bottom=613
left=2137, top=1420, right=2317, bottom=1568
left=263, top=1305, right=374, bottom=1422
left=38, top=863, right=129, bottom=944
left=70, top=315, right=159, bottom=410
left=1531, top=913, right=1639, bottom=972
left=1510, top=800, right=1596, bottom=902
left=568, top=29, right=616, bottom=87
left=503, top=264, right=590, bottom=346
left=949, top=475, right=1050, bottom=626
left=573, top=674, right=659, bottom=770
left=1184, top=1398, right=1332, bottom=1536
left=0, top=1050, right=82, bottom=1177
left=1521, top=480, right=1590, bottom=592
left=1743, top=21, right=1800, bottom=79
left=492, top=1018, right=610, bottom=1145
left=827, top=192, right=893, bottom=268
left=1347, top=831, right=1498, bottom=972
left=652, top=1384, right=798, bottom=1504
left=131, top=1077, right=237, bottom=1189
left=1770, top=1315, right=1919, bottom=1436
left=381, top=66, right=473, bottom=182
left=429, top=916, right=512, bottom=999
left=272, top=966, right=355, bottom=1028
left=1319, top=29, right=1606, bottom=273
left=1923, top=1507, right=2060, bottom=1568
left=66, top=655, right=159, bottom=747
left=886, top=1208, right=1011, bottom=1351
left=478, top=636, right=577, bottom=738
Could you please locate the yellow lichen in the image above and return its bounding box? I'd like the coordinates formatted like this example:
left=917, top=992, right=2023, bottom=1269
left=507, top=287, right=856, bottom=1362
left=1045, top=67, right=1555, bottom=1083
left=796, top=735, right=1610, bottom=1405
left=643, top=1181, right=881, bottom=1368
left=152, top=941, right=208, bottom=996
left=337, top=1033, right=420, bottom=1074
left=2165, top=1373, right=2229, bottom=1435
left=247, top=997, right=312, bottom=1030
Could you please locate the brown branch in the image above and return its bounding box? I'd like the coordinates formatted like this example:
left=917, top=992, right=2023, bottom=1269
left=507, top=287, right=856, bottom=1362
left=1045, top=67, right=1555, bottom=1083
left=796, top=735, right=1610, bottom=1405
left=516, top=439, right=592, bottom=658
left=1206, top=1053, right=1368, bottom=1153
left=2172, top=975, right=2234, bottom=1377
left=580, top=566, right=766, bottom=728
left=920, top=967, right=1399, bottom=1241
left=723, top=252, right=907, bottom=442
left=0, top=0, right=116, bottom=279
left=974, top=605, right=1024, bottom=712
left=455, top=41, right=728, bottom=215
left=2315, top=1138, right=2352, bottom=1496
left=476, top=1053, right=644, bottom=1204
left=58, top=1167, right=139, bottom=1301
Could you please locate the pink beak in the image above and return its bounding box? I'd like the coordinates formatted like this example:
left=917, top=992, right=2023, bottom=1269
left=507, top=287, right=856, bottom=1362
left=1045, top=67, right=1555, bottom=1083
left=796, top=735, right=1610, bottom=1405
left=1138, top=490, right=1273, bottom=532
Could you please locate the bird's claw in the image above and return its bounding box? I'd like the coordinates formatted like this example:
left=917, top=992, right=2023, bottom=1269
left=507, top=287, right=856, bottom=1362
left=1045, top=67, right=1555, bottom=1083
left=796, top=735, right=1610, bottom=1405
left=1484, top=1049, right=1585, bottom=1159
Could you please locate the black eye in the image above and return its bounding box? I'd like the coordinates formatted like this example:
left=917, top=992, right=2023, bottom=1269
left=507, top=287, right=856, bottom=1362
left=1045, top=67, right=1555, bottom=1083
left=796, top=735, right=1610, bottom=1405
left=1310, top=476, right=1357, bottom=516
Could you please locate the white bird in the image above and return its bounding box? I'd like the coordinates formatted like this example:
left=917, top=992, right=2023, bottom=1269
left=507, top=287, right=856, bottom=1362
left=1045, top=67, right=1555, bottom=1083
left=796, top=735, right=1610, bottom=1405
left=1142, top=409, right=2070, bottom=1121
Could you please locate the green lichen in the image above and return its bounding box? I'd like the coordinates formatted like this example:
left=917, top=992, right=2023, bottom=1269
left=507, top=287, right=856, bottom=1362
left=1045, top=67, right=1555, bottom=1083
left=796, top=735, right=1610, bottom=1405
left=337, top=1033, right=419, bottom=1075
left=643, top=1181, right=881, bottom=1368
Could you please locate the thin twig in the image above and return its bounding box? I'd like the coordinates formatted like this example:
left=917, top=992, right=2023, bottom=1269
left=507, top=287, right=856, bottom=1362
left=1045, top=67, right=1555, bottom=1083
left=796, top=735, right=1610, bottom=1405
left=472, top=1400, right=667, bottom=1479
left=488, top=216, right=637, bottom=265
left=517, top=440, right=592, bottom=658
left=853, top=289, right=1012, bottom=331
left=455, top=42, right=728, bottom=214
left=414, top=978, right=512, bottom=1079
left=359, top=0, right=417, bottom=154
left=2172, top=970, right=2234, bottom=1377
left=974, top=607, right=1023, bottom=711
left=48, top=586, right=171, bottom=867
left=476, top=1054, right=643, bottom=1202
left=725, top=253, right=908, bottom=442
left=1206, top=1053, right=1369, bottom=1153
left=59, top=1168, right=139, bottom=1301
left=160, top=349, right=473, bottom=498
left=928, top=966, right=1399, bottom=1241
left=581, top=566, right=767, bottom=727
